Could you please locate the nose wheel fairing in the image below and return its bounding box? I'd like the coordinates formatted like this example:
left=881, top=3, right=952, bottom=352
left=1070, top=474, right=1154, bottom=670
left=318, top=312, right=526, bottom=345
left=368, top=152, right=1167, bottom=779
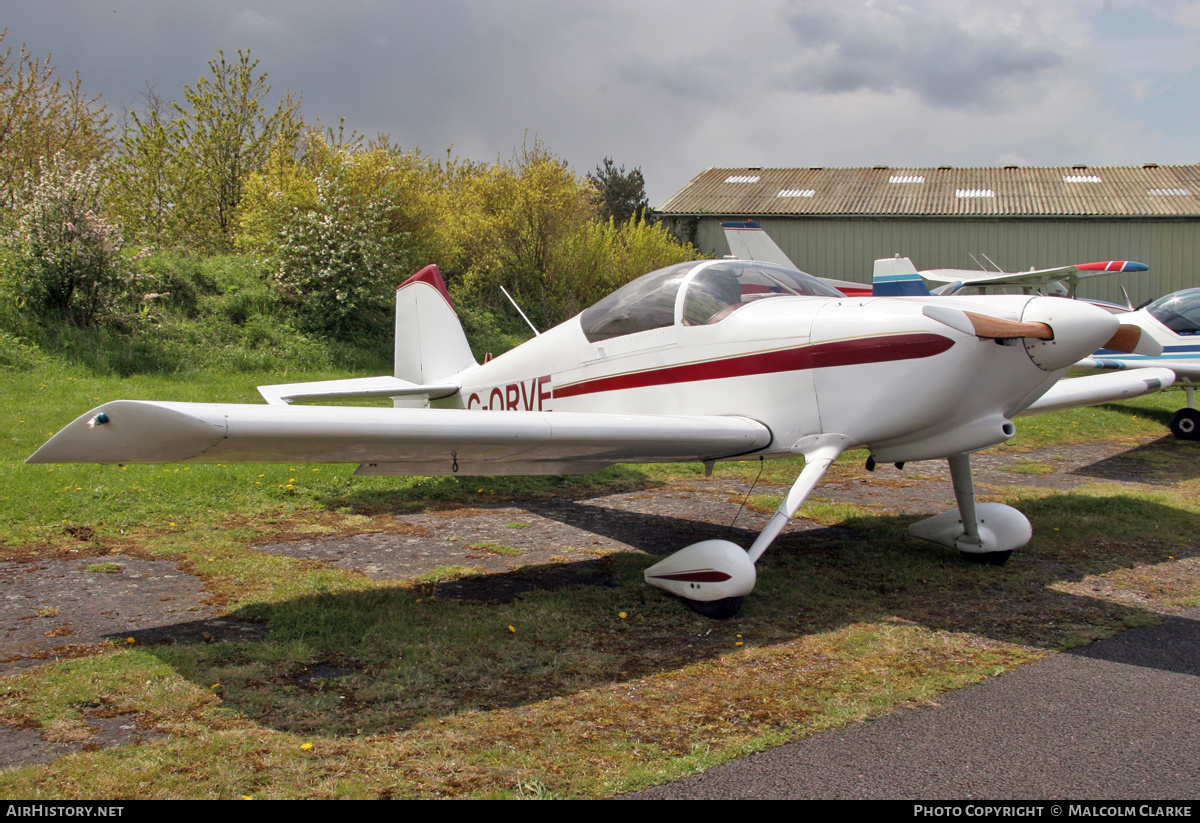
left=907, top=452, right=1031, bottom=560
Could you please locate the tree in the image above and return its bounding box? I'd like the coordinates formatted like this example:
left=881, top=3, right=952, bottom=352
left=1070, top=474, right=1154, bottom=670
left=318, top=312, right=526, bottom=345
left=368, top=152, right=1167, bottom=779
left=0, top=30, right=111, bottom=211
left=442, top=140, right=697, bottom=336
left=443, top=138, right=598, bottom=328
left=10, top=152, right=128, bottom=326
left=109, top=88, right=178, bottom=246
left=587, top=157, right=650, bottom=225
left=268, top=143, right=445, bottom=340
left=112, top=49, right=301, bottom=251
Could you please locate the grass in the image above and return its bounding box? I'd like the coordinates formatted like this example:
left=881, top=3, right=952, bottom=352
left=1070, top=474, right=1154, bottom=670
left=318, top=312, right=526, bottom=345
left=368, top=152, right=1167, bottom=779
left=1, top=359, right=1198, bottom=797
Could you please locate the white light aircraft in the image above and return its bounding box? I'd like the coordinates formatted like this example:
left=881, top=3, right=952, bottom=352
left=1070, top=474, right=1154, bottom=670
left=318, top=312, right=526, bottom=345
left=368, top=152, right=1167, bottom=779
left=1075, top=287, right=1200, bottom=440
left=29, top=260, right=1174, bottom=618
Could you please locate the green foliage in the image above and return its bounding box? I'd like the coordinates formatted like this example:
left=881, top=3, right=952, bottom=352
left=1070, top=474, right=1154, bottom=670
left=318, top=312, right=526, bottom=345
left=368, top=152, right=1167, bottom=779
left=110, top=49, right=300, bottom=252
left=267, top=148, right=425, bottom=339
left=0, top=30, right=111, bottom=213
left=9, top=152, right=131, bottom=326
left=172, top=50, right=302, bottom=251
left=108, top=99, right=177, bottom=246
left=445, top=139, right=699, bottom=333
left=587, top=157, right=650, bottom=225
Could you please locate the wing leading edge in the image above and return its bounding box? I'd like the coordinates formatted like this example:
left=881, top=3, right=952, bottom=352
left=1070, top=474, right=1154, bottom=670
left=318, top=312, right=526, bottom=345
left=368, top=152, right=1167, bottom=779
left=27, top=401, right=773, bottom=476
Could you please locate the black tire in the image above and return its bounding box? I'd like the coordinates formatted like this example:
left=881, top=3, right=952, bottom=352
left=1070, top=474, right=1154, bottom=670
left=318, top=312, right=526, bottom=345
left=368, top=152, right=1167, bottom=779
left=685, top=596, right=744, bottom=620
left=960, top=549, right=1013, bottom=566
left=1168, top=408, right=1200, bottom=441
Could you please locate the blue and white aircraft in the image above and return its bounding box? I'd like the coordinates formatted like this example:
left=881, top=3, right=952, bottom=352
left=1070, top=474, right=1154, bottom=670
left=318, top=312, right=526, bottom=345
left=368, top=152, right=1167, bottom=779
left=1076, top=288, right=1200, bottom=440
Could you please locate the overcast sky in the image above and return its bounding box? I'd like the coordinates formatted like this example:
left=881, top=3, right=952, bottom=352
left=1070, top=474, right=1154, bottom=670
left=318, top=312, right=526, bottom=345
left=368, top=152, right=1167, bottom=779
left=5, top=0, right=1199, bottom=204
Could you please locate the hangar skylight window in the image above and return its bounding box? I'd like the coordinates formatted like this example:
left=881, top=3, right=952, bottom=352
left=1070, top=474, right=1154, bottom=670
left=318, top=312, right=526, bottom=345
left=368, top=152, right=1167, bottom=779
left=724, top=175, right=761, bottom=184
left=777, top=189, right=815, bottom=197
left=1148, top=188, right=1191, bottom=196
left=956, top=189, right=995, bottom=198
left=889, top=175, right=924, bottom=184
left=1063, top=175, right=1102, bottom=183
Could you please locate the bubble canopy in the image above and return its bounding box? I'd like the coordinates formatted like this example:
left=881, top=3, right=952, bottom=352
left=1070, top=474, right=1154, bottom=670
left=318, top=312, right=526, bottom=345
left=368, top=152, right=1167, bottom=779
left=1145, top=288, right=1200, bottom=335
left=579, top=259, right=843, bottom=343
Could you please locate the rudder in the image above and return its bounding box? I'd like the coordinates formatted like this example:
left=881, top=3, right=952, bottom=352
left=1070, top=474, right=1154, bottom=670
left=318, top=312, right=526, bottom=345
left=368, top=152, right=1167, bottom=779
left=395, top=265, right=478, bottom=384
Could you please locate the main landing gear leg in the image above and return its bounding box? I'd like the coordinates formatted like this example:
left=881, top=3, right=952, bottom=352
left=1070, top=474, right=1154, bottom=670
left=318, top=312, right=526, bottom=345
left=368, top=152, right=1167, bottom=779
left=1168, top=381, right=1199, bottom=441
left=643, top=435, right=852, bottom=619
left=908, top=452, right=1031, bottom=565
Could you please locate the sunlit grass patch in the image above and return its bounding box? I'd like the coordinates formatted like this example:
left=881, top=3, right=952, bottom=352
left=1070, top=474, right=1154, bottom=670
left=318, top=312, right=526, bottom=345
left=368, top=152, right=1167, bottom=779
left=1000, top=461, right=1056, bottom=475
left=747, top=493, right=876, bottom=525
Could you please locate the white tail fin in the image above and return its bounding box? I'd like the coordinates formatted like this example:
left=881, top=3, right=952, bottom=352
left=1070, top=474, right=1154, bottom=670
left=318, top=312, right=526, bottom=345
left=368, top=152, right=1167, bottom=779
left=395, top=265, right=478, bottom=383
left=721, top=220, right=796, bottom=267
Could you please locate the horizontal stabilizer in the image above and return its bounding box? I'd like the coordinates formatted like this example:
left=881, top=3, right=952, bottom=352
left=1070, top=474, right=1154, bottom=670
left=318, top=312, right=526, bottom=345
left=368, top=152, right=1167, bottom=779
left=1018, top=368, right=1175, bottom=416
left=27, top=401, right=772, bottom=472
left=258, top=376, right=460, bottom=406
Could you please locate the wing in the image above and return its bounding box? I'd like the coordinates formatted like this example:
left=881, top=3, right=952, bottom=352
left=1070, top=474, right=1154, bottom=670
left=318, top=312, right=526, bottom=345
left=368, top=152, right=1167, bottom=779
left=921, top=261, right=1147, bottom=290
left=1077, top=355, right=1200, bottom=382
left=27, top=401, right=772, bottom=476
left=1017, top=368, right=1176, bottom=416
left=919, top=265, right=1077, bottom=287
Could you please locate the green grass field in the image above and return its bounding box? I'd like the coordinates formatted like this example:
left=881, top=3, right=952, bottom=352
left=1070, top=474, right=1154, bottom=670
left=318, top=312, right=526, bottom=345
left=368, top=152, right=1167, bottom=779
left=1, top=362, right=1197, bottom=798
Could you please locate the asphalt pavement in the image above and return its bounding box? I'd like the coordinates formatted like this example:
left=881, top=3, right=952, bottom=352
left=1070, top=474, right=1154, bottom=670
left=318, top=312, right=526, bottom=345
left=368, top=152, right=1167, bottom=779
left=628, top=607, right=1200, bottom=799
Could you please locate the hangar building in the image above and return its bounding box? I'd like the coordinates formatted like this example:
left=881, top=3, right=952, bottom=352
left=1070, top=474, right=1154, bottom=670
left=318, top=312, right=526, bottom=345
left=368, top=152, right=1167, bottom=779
left=655, top=165, right=1200, bottom=306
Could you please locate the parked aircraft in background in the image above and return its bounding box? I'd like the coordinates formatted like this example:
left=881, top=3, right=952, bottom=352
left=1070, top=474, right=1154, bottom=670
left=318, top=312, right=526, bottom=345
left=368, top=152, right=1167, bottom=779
left=29, top=260, right=1171, bottom=617
left=871, top=254, right=1149, bottom=301
left=1076, top=288, right=1200, bottom=439
left=721, top=221, right=872, bottom=296
left=914, top=259, right=1148, bottom=298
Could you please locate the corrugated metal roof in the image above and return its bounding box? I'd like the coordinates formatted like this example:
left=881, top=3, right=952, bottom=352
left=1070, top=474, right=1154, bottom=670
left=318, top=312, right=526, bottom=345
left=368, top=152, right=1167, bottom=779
left=656, top=165, right=1200, bottom=217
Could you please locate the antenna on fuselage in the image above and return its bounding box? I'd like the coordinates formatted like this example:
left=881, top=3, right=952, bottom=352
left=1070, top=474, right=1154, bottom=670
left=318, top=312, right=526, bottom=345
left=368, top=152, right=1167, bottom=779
left=500, top=285, right=541, bottom=337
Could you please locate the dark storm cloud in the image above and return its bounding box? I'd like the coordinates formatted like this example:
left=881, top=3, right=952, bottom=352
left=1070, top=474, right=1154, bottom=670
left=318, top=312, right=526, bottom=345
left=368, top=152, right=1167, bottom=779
left=1, top=1, right=1194, bottom=203
left=784, top=2, right=1064, bottom=109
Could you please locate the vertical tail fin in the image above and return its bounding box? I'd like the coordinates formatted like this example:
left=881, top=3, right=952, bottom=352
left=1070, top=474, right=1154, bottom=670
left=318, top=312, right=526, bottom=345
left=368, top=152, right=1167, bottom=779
left=395, top=265, right=478, bottom=384
left=873, top=256, right=932, bottom=296
left=721, top=220, right=797, bottom=267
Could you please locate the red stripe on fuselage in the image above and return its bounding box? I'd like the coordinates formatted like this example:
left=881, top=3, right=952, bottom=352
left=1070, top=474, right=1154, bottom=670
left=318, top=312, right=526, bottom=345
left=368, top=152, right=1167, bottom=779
left=554, top=333, right=953, bottom=400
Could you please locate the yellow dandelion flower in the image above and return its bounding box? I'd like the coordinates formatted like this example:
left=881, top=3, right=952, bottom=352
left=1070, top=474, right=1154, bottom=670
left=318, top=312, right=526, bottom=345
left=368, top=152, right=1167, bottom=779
left=126, top=637, right=136, bottom=644
left=300, top=743, right=313, bottom=751
left=618, top=612, right=627, bottom=619
left=508, top=625, right=516, bottom=633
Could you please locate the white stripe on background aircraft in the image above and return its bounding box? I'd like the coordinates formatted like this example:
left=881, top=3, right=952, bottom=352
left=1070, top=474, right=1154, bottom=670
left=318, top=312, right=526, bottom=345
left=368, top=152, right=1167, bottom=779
left=30, top=259, right=1173, bottom=618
